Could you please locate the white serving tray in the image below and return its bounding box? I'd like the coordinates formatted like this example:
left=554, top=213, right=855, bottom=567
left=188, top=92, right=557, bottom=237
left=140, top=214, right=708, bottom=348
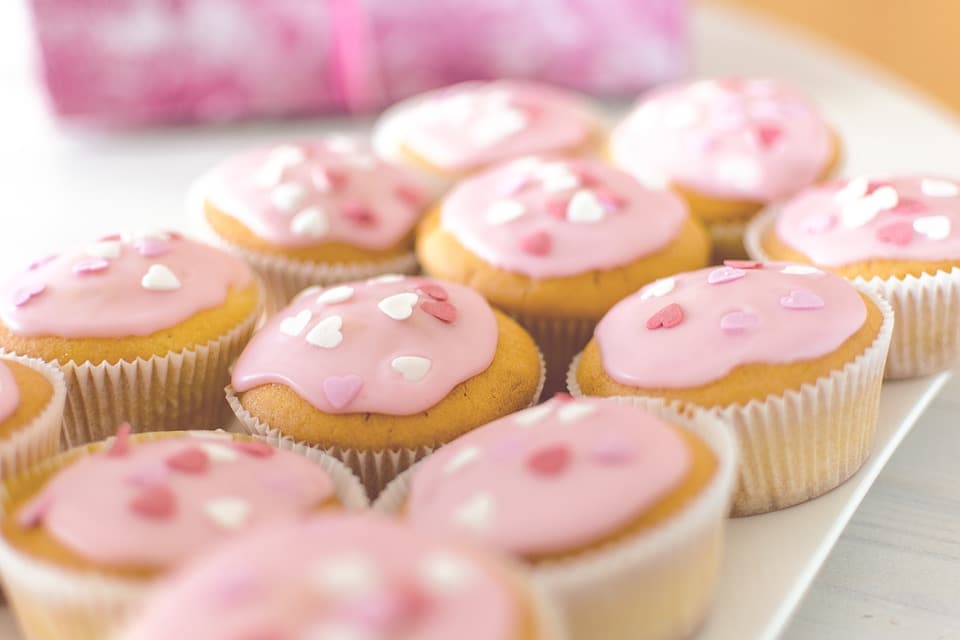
left=2, top=2, right=960, bottom=639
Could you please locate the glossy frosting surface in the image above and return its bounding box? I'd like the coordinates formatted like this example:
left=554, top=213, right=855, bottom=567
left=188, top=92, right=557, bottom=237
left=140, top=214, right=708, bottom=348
left=204, top=138, right=428, bottom=249
left=0, top=362, right=19, bottom=424
left=610, top=77, right=833, bottom=202
left=440, top=156, right=689, bottom=278
left=594, top=262, right=867, bottom=388
left=407, top=396, right=690, bottom=555
left=232, top=276, right=499, bottom=415
left=774, top=176, right=960, bottom=266
left=122, top=515, right=523, bottom=640
left=0, top=233, right=253, bottom=339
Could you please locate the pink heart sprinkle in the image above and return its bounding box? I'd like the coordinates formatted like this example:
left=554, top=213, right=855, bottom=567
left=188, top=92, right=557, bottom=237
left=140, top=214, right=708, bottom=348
left=875, top=220, right=914, bottom=246
left=421, top=300, right=457, bottom=324
left=800, top=214, right=836, bottom=234
left=891, top=197, right=928, bottom=215
left=755, top=124, right=783, bottom=148
left=719, top=310, right=760, bottom=333
left=315, top=167, right=348, bottom=191
left=16, top=492, right=53, bottom=529
left=544, top=197, right=569, bottom=220
left=526, top=444, right=571, bottom=476
left=342, top=202, right=378, bottom=227
left=134, top=238, right=170, bottom=257
left=724, top=260, right=761, bottom=269
left=129, top=485, right=176, bottom=520
left=323, top=375, right=363, bottom=410
left=572, top=170, right=600, bottom=188
left=106, top=422, right=133, bottom=457
left=593, top=189, right=627, bottom=212
left=233, top=440, right=275, bottom=458
left=13, top=283, right=46, bottom=307
left=780, top=289, right=825, bottom=310
left=646, top=303, right=684, bottom=329
left=72, top=257, right=110, bottom=275
left=417, top=283, right=448, bottom=301
left=707, top=266, right=747, bottom=285
left=590, top=439, right=635, bottom=465
left=393, top=183, right=422, bottom=206
left=27, top=254, right=57, bottom=271
left=519, top=231, right=552, bottom=256
left=165, top=447, right=210, bottom=474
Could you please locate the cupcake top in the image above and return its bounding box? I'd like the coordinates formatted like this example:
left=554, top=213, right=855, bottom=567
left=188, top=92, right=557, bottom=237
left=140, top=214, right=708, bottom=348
left=406, top=396, right=693, bottom=556
left=0, top=232, right=253, bottom=339
left=610, top=77, right=833, bottom=202
left=773, top=176, right=960, bottom=267
left=378, top=80, right=597, bottom=172
left=232, top=276, right=499, bottom=415
left=594, top=262, right=867, bottom=388
left=12, top=430, right=336, bottom=570
left=440, top=156, right=690, bottom=278
left=202, top=138, right=428, bottom=250
left=0, top=362, right=19, bottom=424
left=122, top=514, right=532, bottom=640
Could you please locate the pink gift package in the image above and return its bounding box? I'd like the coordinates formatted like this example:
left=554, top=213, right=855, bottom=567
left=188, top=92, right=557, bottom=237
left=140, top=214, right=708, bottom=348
left=29, top=0, right=688, bottom=126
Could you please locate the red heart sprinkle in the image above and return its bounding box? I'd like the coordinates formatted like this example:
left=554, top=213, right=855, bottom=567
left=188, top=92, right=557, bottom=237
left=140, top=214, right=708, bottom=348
left=233, top=440, right=275, bottom=458
left=553, top=392, right=574, bottom=403
left=646, top=303, right=684, bottom=330
left=876, top=220, right=914, bottom=246
left=544, top=197, right=569, bottom=220
left=724, top=259, right=761, bottom=269
left=342, top=203, right=378, bottom=227
left=394, top=184, right=423, bottom=207
left=107, top=423, right=133, bottom=457
left=755, top=124, right=783, bottom=148
left=527, top=444, right=571, bottom=476
left=421, top=300, right=457, bottom=323
left=891, top=197, right=928, bottom=214
left=130, top=485, right=176, bottom=519
left=417, top=283, right=448, bottom=301
left=166, top=447, right=209, bottom=474
left=519, top=231, right=552, bottom=256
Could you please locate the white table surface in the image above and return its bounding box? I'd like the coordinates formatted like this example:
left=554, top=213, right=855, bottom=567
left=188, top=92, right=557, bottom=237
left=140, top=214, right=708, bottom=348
left=2, top=2, right=960, bottom=639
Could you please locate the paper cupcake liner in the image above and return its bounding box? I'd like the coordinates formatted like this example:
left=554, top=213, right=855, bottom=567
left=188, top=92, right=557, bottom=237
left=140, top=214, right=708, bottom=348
left=226, top=349, right=546, bottom=498
left=374, top=399, right=738, bottom=640
left=568, top=286, right=894, bottom=516
left=508, top=312, right=596, bottom=399
left=0, top=356, right=66, bottom=482
left=746, top=207, right=960, bottom=379
left=707, top=218, right=749, bottom=261
left=0, top=430, right=367, bottom=640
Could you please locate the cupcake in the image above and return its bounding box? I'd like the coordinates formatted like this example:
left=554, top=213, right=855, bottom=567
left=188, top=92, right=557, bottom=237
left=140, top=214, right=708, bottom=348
left=0, top=428, right=367, bottom=640
left=0, top=232, right=263, bottom=446
left=376, top=396, right=737, bottom=640
left=609, top=77, right=840, bottom=259
left=373, top=80, right=603, bottom=190
left=227, top=274, right=544, bottom=495
left=0, top=355, right=65, bottom=479
left=417, top=155, right=710, bottom=393
left=748, top=175, right=960, bottom=378
left=571, top=262, right=893, bottom=516
left=194, top=138, right=429, bottom=310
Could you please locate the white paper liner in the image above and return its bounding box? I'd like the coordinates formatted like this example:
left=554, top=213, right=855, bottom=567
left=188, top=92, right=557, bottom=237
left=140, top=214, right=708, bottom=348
left=507, top=312, right=596, bottom=398
left=0, top=356, right=66, bottom=482
left=374, top=399, right=738, bottom=640
left=568, top=286, right=894, bottom=516
left=746, top=207, right=960, bottom=378
left=0, top=430, right=367, bottom=640
left=227, top=348, right=546, bottom=498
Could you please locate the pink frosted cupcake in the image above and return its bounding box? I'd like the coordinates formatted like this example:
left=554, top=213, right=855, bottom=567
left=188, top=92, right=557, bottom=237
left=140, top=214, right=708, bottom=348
left=0, top=355, right=65, bottom=480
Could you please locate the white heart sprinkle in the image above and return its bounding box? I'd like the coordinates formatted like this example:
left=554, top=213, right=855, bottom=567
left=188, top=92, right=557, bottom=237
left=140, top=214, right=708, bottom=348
left=317, top=285, right=354, bottom=305
left=485, top=199, right=526, bottom=225
left=254, top=162, right=285, bottom=188
left=869, top=186, right=899, bottom=210
left=310, top=553, right=379, bottom=596
left=538, top=164, right=580, bottom=192
left=452, top=492, right=495, bottom=533
left=557, top=402, right=596, bottom=424
left=391, top=356, right=431, bottom=382
left=290, top=207, right=329, bottom=237
left=377, top=293, right=419, bottom=320
left=204, top=498, right=251, bottom=530
left=295, top=285, right=323, bottom=301
left=87, top=241, right=121, bottom=260
left=199, top=442, right=239, bottom=461
left=325, top=136, right=359, bottom=154
left=716, top=155, right=760, bottom=189
left=444, top=446, right=481, bottom=474
left=640, top=277, right=676, bottom=300
left=921, top=179, right=959, bottom=198
left=270, top=183, right=307, bottom=211
left=841, top=199, right=881, bottom=229
left=306, top=316, right=344, bottom=349
left=279, top=309, right=312, bottom=337
left=834, top=177, right=870, bottom=205
left=140, top=264, right=181, bottom=291
left=913, top=215, right=951, bottom=240
left=123, top=230, right=170, bottom=242
left=471, top=108, right=528, bottom=146
left=661, top=102, right=699, bottom=128
left=419, top=551, right=476, bottom=593
left=781, top=265, right=823, bottom=275
left=566, top=190, right=606, bottom=223
left=367, top=274, right=405, bottom=284
left=514, top=404, right=552, bottom=426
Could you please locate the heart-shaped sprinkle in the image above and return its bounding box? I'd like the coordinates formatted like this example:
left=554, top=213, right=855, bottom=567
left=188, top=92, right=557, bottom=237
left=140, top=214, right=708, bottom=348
left=290, top=207, right=329, bottom=237
left=417, top=283, right=448, bottom=301
left=325, top=135, right=359, bottom=154
left=526, top=444, right=571, bottom=476
left=875, top=220, right=914, bottom=246
left=141, top=264, right=181, bottom=291
left=134, top=238, right=170, bottom=258
left=646, top=303, right=684, bottom=329
left=590, top=439, right=635, bottom=465
left=544, top=197, right=569, bottom=220
left=420, top=551, right=476, bottom=592
left=342, top=202, right=378, bottom=227
left=130, top=485, right=176, bottom=519
left=593, top=189, right=626, bottom=213
left=780, top=289, right=825, bottom=310
left=707, top=266, right=747, bottom=285
left=323, top=375, right=363, bottom=409
left=310, top=553, right=379, bottom=596
left=233, top=440, right=275, bottom=458
left=556, top=402, right=596, bottom=424
left=640, top=277, right=675, bottom=300
left=921, top=178, right=959, bottom=198
left=13, top=283, right=45, bottom=307
left=842, top=199, right=881, bottom=229
left=720, top=309, right=760, bottom=333
left=553, top=392, right=574, bottom=403
left=391, top=356, right=432, bottom=382
left=107, top=422, right=133, bottom=457
left=317, top=285, right=354, bottom=305
left=394, top=184, right=422, bottom=207
left=781, top=265, right=822, bottom=275
left=315, top=167, right=349, bottom=191
left=537, top=164, right=580, bottom=192
left=891, top=197, right=928, bottom=214
left=452, top=492, right=495, bottom=532
left=870, top=185, right=900, bottom=210
left=485, top=199, right=526, bottom=225
left=72, top=257, right=110, bottom=275
left=305, top=316, right=344, bottom=349
left=205, top=497, right=251, bottom=530
left=421, top=300, right=457, bottom=323
left=27, top=254, right=57, bottom=271
left=268, top=144, right=307, bottom=167
left=566, top=190, right=606, bottom=223
left=254, top=161, right=285, bottom=188
left=801, top=214, right=836, bottom=234
left=754, top=124, right=783, bottom=148
left=368, top=274, right=406, bottom=285
left=270, top=183, right=306, bottom=211
left=166, top=447, right=210, bottom=474
left=514, top=404, right=552, bottom=426
left=835, top=177, right=870, bottom=205
left=444, top=446, right=481, bottom=474
left=279, top=309, right=312, bottom=337
left=724, top=260, right=761, bottom=269
left=378, top=292, right=419, bottom=320
left=16, top=493, right=53, bottom=529
left=87, top=241, right=122, bottom=259
left=519, top=231, right=551, bottom=256
left=295, top=285, right=322, bottom=300
left=199, top=442, right=240, bottom=462
left=913, top=215, right=951, bottom=240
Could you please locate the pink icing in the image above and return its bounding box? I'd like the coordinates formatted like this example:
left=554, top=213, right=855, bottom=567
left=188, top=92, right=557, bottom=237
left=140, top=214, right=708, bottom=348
left=406, top=396, right=690, bottom=555
left=203, top=139, right=428, bottom=250
left=594, top=263, right=867, bottom=388
left=0, top=361, right=20, bottom=424
left=121, top=515, right=522, bottom=640
left=774, top=176, right=960, bottom=266
left=440, top=156, right=689, bottom=278
left=231, top=276, right=498, bottom=415
left=15, top=434, right=335, bottom=569
left=388, top=80, right=597, bottom=172
left=0, top=233, right=253, bottom=340
left=610, top=77, right=833, bottom=202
